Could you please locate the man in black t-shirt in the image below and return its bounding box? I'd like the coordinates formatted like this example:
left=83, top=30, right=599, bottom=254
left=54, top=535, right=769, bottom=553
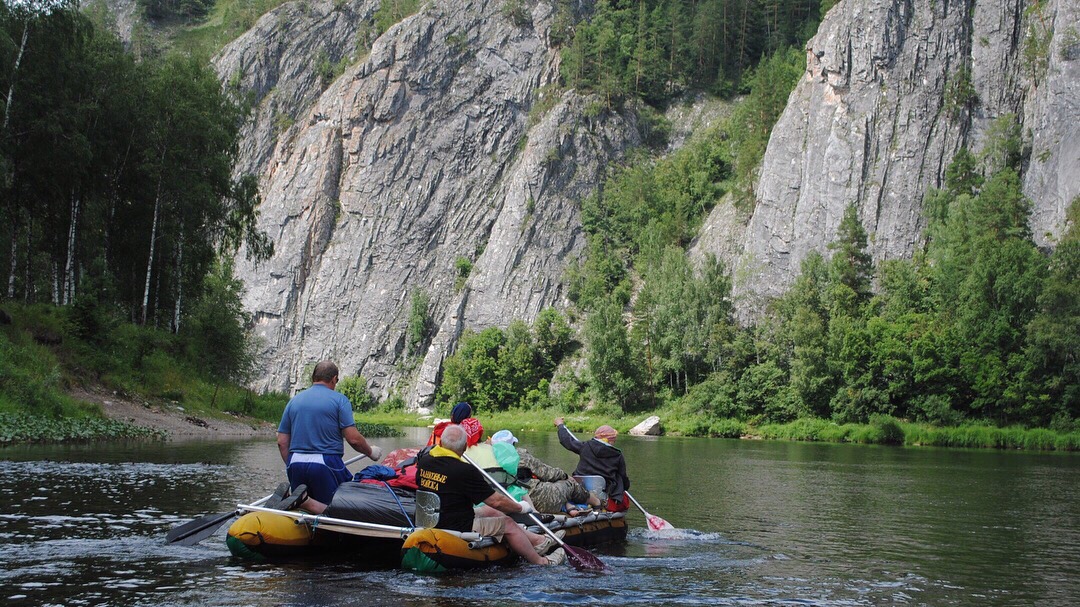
left=417, top=424, right=565, bottom=566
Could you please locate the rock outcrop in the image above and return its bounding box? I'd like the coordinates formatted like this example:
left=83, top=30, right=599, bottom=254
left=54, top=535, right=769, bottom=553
left=629, top=415, right=662, bottom=436
left=694, top=0, right=1077, bottom=315
left=220, top=0, right=640, bottom=401
left=214, top=0, right=379, bottom=177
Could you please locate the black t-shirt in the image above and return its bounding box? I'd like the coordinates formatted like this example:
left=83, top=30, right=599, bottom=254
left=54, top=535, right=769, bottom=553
left=416, top=449, right=495, bottom=532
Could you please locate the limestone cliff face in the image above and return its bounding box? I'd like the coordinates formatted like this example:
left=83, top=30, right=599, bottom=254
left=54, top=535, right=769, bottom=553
left=214, top=0, right=379, bottom=177
left=218, top=0, right=639, bottom=401
left=695, top=0, right=1078, bottom=314
left=220, top=0, right=1075, bottom=403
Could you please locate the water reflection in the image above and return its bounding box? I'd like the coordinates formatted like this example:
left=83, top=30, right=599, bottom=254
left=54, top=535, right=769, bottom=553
left=1, top=432, right=1078, bottom=606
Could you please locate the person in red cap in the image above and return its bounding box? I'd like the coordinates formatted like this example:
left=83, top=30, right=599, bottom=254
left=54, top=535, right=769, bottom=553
left=428, top=401, right=484, bottom=447
left=554, top=417, right=630, bottom=513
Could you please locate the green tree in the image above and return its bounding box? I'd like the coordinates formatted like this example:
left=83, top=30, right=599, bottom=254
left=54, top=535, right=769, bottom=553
left=586, top=296, right=641, bottom=408
left=1022, top=197, right=1080, bottom=424
left=181, top=260, right=256, bottom=406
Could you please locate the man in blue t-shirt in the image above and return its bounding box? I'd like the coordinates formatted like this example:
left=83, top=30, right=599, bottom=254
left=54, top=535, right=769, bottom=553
left=276, top=361, right=381, bottom=514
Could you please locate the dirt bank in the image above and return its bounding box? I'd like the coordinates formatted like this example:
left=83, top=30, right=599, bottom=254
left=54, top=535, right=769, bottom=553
left=72, top=386, right=275, bottom=440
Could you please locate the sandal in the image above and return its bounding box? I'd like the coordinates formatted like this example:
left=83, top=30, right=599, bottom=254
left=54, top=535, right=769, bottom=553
left=267, top=482, right=290, bottom=509
left=276, top=484, right=308, bottom=511
left=564, top=503, right=590, bottom=517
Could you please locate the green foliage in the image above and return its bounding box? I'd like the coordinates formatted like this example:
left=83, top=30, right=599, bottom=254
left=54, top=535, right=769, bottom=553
left=527, top=84, right=563, bottom=128
left=170, top=0, right=293, bottom=57
left=407, top=290, right=432, bottom=355
left=1022, top=1, right=1053, bottom=87
left=374, top=0, right=422, bottom=36
left=720, top=46, right=805, bottom=205
left=355, top=422, right=404, bottom=437
left=559, top=0, right=821, bottom=107
left=315, top=49, right=350, bottom=89
left=181, top=261, right=256, bottom=388
left=454, top=256, right=473, bottom=291
left=0, top=412, right=165, bottom=443
left=585, top=297, right=641, bottom=409
left=0, top=300, right=283, bottom=444
left=437, top=309, right=575, bottom=412
left=0, top=7, right=271, bottom=330
left=943, top=66, right=976, bottom=121
left=502, top=0, right=532, bottom=27
left=337, top=375, right=376, bottom=412
left=139, top=0, right=216, bottom=23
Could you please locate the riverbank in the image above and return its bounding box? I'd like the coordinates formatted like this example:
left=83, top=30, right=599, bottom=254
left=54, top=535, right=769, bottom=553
left=0, top=302, right=285, bottom=444
left=362, top=408, right=1080, bottom=452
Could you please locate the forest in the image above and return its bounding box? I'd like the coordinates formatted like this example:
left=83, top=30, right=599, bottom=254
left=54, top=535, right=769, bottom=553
left=0, top=1, right=273, bottom=435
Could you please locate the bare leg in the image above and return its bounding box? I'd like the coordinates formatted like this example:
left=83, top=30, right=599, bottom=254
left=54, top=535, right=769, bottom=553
left=501, top=517, right=550, bottom=565
left=298, top=497, right=327, bottom=514
left=475, top=504, right=546, bottom=549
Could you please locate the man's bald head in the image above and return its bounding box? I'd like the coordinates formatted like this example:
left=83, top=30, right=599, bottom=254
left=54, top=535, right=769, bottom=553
left=311, top=361, right=339, bottom=384
left=440, top=424, right=468, bottom=454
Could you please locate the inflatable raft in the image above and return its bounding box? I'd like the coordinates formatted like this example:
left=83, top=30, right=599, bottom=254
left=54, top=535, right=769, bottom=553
left=226, top=481, right=627, bottom=570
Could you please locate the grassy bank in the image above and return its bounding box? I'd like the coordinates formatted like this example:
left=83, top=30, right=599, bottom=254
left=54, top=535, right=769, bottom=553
left=0, top=303, right=287, bottom=444
left=364, top=409, right=1080, bottom=452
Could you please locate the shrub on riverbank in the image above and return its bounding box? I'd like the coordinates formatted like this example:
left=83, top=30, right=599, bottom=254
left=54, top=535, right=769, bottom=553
left=747, top=416, right=1079, bottom=451
left=364, top=405, right=1080, bottom=452
left=0, top=413, right=165, bottom=444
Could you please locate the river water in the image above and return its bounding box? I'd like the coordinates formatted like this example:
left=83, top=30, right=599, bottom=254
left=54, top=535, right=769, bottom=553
left=1, top=427, right=1077, bottom=606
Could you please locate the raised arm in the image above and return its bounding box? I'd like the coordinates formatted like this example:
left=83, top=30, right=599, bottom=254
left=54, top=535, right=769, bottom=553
left=555, top=418, right=584, bottom=454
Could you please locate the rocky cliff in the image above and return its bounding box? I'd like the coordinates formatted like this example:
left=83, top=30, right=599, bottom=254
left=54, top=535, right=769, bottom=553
left=700, top=0, right=1078, bottom=312
left=216, top=0, right=1076, bottom=405
left=218, top=0, right=640, bottom=401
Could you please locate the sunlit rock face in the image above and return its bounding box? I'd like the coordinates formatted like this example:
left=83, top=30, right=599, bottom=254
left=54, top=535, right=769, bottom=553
left=218, top=0, right=639, bottom=403
left=693, top=0, right=1076, bottom=318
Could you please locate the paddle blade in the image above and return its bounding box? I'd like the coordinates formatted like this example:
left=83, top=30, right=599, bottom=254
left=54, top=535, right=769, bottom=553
left=647, top=514, right=675, bottom=532
left=565, top=545, right=609, bottom=572
left=166, top=511, right=236, bottom=545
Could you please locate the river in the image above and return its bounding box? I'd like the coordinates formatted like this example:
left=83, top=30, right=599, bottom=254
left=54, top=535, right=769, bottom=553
left=1, top=427, right=1077, bottom=606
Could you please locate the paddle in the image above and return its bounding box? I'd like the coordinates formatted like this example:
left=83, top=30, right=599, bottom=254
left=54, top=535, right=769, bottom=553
left=625, top=491, right=675, bottom=531
left=462, top=453, right=609, bottom=572
left=166, top=452, right=370, bottom=546
left=563, top=426, right=675, bottom=532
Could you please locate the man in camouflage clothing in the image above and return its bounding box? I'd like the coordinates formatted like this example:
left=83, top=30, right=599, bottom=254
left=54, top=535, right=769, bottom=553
left=491, top=430, right=602, bottom=515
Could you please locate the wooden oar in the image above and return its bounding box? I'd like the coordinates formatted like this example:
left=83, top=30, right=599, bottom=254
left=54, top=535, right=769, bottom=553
left=166, top=452, right=370, bottom=546
left=463, top=453, right=609, bottom=572
left=625, top=491, right=675, bottom=531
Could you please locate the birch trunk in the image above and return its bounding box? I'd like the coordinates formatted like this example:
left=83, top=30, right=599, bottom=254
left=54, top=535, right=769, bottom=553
left=172, top=221, right=183, bottom=333
left=64, top=191, right=80, bottom=304
left=2, top=20, right=29, bottom=134
left=23, top=217, right=32, bottom=302
left=142, top=179, right=162, bottom=325
left=51, top=260, right=59, bottom=305
left=7, top=225, right=17, bottom=299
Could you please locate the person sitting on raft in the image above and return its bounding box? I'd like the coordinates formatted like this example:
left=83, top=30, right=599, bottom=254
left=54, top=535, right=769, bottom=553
left=427, top=401, right=484, bottom=448
left=490, top=429, right=601, bottom=516
left=417, top=424, right=566, bottom=566
left=554, top=418, right=630, bottom=513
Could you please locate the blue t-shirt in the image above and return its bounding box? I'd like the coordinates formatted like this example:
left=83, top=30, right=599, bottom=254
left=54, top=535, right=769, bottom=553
left=278, top=384, right=355, bottom=455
